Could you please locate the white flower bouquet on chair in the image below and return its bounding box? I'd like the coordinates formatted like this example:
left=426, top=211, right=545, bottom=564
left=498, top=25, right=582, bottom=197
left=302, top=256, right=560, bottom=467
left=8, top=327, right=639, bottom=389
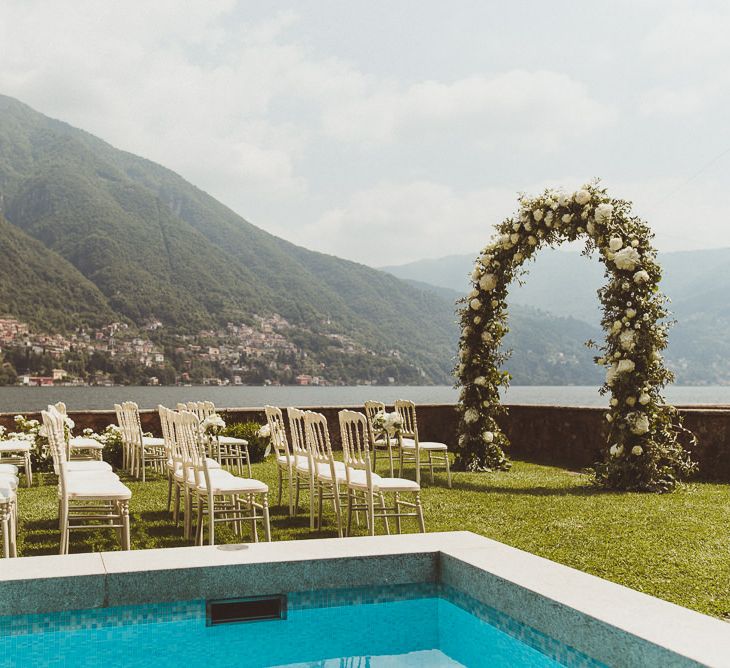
left=371, top=411, right=403, bottom=439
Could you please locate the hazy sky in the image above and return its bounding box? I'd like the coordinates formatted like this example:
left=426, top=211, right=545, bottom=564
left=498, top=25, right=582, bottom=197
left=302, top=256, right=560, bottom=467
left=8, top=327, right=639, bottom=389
left=1, top=1, right=729, bottom=265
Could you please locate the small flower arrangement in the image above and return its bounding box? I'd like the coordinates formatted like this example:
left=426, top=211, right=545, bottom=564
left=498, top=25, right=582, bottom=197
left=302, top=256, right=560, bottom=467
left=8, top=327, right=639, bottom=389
left=372, top=410, right=404, bottom=437
left=200, top=413, right=226, bottom=436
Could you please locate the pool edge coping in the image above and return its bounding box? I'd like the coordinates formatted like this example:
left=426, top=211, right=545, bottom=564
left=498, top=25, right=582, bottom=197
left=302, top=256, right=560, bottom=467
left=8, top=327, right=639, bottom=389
left=0, top=531, right=727, bottom=667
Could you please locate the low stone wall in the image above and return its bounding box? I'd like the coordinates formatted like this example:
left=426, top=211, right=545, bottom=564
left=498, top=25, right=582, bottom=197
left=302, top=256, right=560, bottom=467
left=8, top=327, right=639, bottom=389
left=2, top=403, right=728, bottom=482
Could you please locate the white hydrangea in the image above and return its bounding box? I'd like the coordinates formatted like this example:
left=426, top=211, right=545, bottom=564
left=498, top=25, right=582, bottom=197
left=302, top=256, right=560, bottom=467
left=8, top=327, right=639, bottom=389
left=609, top=444, right=624, bottom=457
left=528, top=236, right=537, bottom=246
left=617, top=359, right=635, bottom=374
left=470, top=298, right=482, bottom=311
left=608, top=237, right=623, bottom=251
left=575, top=189, right=591, bottom=205
left=594, top=203, right=614, bottom=225
left=619, top=329, right=635, bottom=351
left=474, top=376, right=487, bottom=386
left=533, top=209, right=543, bottom=221
left=633, top=270, right=650, bottom=284
left=479, top=274, right=498, bottom=291
left=629, top=413, right=650, bottom=435
left=557, top=191, right=571, bottom=207
left=464, top=408, right=480, bottom=423
left=638, top=392, right=651, bottom=405
left=561, top=213, right=572, bottom=224
left=614, top=247, right=641, bottom=271
left=483, top=431, right=494, bottom=443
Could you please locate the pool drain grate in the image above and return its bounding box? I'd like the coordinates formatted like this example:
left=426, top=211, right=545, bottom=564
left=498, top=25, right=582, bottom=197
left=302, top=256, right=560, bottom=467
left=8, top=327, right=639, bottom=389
left=206, top=595, right=287, bottom=625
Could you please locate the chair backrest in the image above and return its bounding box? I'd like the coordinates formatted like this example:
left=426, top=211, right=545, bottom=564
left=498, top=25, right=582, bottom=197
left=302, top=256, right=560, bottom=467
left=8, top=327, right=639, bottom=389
left=158, top=405, right=177, bottom=466
left=120, top=401, right=144, bottom=446
left=264, top=406, right=290, bottom=462
left=364, top=400, right=386, bottom=444
left=41, top=408, right=68, bottom=481
left=53, top=401, right=67, bottom=415
left=172, top=410, right=211, bottom=489
left=394, top=399, right=419, bottom=441
left=304, top=411, right=333, bottom=468
left=339, top=410, right=374, bottom=489
left=287, top=407, right=308, bottom=459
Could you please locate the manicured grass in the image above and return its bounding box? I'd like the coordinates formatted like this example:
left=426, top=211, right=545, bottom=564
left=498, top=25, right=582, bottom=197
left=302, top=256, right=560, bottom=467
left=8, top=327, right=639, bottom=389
left=13, top=459, right=730, bottom=619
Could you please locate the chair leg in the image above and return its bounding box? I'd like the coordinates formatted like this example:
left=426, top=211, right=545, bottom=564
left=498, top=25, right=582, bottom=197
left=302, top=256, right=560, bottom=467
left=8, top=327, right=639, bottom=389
left=59, top=500, right=68, bottom=555
left=333, top=485, right=343, bottom=538
left=2, top=514, right=9, bottom=559
left=10, top=502, right=18, bottom=558
left=120, top=501, right=131, bottom=550
left=346, top=491, right=354, bottom=537
left=415, top=492, right=426, bottom=533
left=287, top=468, right=294, bottom=517
left=445, top=452, right=452, bottom=488
left=317, top=483, right=324, bottom=530
left=367, top=492, right=375, bottom=536
left=379, top=493, right=390, bottom=535
left=166, top=474, right=173, bottom=513
left=208, top=494, right=216, bottom=546
left=395, top=492, right=402, bottom=534
left=294, top=477, right=300, bottom=515
left=428, top=451, right=435, bottom=483
left=309, top=472, right=315, bottom=530
left=25, top=453, right=32, bottom=487
left=415, top=448, right=421, bottom=486
left=262, top=494, right=271, bottom=542
left=388, top=444, right=394, bottom=477
left=277, top=467, right=283, bottom=507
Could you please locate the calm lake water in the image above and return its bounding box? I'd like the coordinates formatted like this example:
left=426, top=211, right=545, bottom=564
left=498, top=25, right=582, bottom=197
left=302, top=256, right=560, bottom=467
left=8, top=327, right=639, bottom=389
left=1, top=385, right=729, bottom=412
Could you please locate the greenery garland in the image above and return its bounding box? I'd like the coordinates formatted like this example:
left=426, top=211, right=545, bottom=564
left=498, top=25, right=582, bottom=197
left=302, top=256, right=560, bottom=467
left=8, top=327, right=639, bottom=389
left=455, top=181, right=696, bottom=491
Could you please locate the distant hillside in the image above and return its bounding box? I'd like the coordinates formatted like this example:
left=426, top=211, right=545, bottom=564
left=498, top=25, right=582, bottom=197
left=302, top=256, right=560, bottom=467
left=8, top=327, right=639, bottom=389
left=383, top=248, right=730, bottom=384
left=0, top=94, right=458, bottom=384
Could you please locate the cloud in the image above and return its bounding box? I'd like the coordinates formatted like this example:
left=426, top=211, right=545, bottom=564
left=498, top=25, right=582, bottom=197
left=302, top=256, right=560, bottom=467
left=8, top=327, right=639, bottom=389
left=322, top=70, right=616, bottom=150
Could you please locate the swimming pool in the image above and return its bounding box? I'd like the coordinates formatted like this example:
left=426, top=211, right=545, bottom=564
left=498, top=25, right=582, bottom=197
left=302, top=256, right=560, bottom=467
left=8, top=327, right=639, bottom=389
left=0, top=584, right=602, bottom=667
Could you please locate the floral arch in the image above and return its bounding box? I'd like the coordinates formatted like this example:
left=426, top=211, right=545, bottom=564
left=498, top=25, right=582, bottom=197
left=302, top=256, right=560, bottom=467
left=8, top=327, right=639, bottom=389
left=455, top=182, right=696, bottom=492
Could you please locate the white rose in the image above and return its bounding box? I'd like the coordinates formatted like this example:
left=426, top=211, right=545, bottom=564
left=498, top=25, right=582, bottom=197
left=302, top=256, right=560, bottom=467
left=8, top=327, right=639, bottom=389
left=610, top=398, right=618, bottom=406
left=633, top=270, right=650, bottom=284
left=513, top=252, right=523, bottom=263
left=638, top=392, right=651, bottom=405
left=605, top=413, right=613, bottom=422
left=608, top=237, right=623, bottom=251
left=595, top=203, right=614, bottom=225
left=613, top=247, right=641, bottom=271
left=512, top=222, right=521, bottom=231
left=473, top=316, right=481, bottom=324
left=524, top=221, right=532, bottom=232
left=483, top=431, right=494, bottom=443
left=464, top=408, right=480, bottom=424
left=470, top=266, right=482, bottom=281
left=561, top=213, right=572, bottom=224
left=479, top=274, right=498, bottom=291
left=528, top=236, right=537, bottom=246
left=510, top=233, right=520, bottom=244
left=625, top=308, right=636, bottom=319
left=626, top=397, right=636, bottom=406
left=631, top=239, right=639, bottom=248
left=619, top=329, right=635, bottom=351
left=470, top=298, right=482, bottom=311
left=575, top=189, right=590, bottom=205
left=257, top=424, right=271, bottom=439
left=533, top=209, right=543, bottom=221
left=469, top=288, right=478, bottom=299
left=474, top=376, right=487, bottom=386
left=499, top=234, right=511, bottom=247
left=612, top=321, right=622, bottom=333
left=544, top=211, right=553, bottom=224
left=617, top=359, right=635, bottom=374
left=586, top=221, right=595, bottom=236
left=481, top=331, right=492, bottom=343
left=631, top=445, right=644, bottom=455
left=557, top=192, right=571, bottom=207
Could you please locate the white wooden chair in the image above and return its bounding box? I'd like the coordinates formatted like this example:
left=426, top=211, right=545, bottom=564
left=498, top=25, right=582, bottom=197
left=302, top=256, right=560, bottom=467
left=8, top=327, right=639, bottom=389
left=0, top=480, right=17, bottom=558
left=52, top=402, right=105, bottom=462
left=118, top=402, right=166, bottom=482
left=44, top=409, right=132, bottom=554
left=364, top=400, right=413, bottom=476
left=0, top=439, right=32, bottom=487
left=394, top=399, right=452, bottom=488
left=304, top=411, right=345, bottom=537
left=174, top=410, right=270, bottom=546
left=159, top=406, right=223, bottom=531
left=288, top=407, right=317, bottom=528
left=339, top=410, right=425, bottom=536
left=264, top=405, right=297, bottom=516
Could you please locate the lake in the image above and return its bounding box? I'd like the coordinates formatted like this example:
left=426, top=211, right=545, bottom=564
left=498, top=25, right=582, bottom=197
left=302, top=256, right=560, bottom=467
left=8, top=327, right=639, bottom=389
left=1, top=385, right=729, bottom=413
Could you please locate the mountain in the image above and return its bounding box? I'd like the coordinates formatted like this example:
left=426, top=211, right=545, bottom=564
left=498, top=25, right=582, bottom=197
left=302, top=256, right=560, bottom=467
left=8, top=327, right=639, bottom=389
left=383, top=249, right=730, bottom=384
left=0, top=94, right=457, bottom=384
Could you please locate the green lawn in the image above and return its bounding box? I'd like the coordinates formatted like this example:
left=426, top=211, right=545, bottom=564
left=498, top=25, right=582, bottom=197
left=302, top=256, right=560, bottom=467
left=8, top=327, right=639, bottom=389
left=13, top=459, right=730, bottom=620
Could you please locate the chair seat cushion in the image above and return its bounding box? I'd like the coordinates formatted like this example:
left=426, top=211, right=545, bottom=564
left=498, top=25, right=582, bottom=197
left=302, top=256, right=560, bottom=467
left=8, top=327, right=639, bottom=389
left=196, top=475, right=268, bottom=495
left=0, top=464, right=19, bottom=475
left=297, top=460, right=345, bottom=475
left=66, top=479, right=131, bottom=500
left=217, top=436, right=249, bottom=446
left=276, top=454, right=307, bottom=467
left=67, top=461, right=113, bottom=473
left=142, top=436, right=165, bottom=446
left=176, top=467, right=232, bottom=484
left=69, top=437, right=105, bottom=450
left=400, top=440, right=448, bottom=451
left=0, top=474, right=19, bottom=491
left=374, top=477, right=421, bottom=492
left=0, top=440, right=32, bottom=453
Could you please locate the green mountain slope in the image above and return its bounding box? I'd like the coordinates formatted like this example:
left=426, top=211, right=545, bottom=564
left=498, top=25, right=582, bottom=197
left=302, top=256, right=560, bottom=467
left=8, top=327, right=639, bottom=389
left=0, top=213, right=115, bottom=330
left=0, top=94, right=456, bottom=382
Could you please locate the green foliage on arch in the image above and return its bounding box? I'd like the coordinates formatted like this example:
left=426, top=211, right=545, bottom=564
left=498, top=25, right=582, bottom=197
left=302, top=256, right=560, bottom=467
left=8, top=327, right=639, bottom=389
left=455, top=182, right=696, bottom=492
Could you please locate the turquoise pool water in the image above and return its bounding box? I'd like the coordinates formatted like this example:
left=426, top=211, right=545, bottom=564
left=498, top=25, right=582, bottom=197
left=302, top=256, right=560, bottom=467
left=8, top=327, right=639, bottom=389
left=0, top=585, right=602, bottom=667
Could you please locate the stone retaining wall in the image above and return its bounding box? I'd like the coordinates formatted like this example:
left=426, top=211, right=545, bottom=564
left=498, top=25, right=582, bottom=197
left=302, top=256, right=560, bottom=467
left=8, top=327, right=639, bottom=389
left=2, top=403, right=728, bottom=481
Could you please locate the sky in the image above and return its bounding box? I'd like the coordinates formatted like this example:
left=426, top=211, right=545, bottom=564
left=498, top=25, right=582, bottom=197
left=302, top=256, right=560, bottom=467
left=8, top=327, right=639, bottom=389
left=1, top=0, right=729, bottom=266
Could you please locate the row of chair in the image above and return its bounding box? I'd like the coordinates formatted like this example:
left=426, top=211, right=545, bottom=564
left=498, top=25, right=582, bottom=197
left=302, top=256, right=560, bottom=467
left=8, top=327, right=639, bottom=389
left=265, top=405, right=428, bottom=537
left=159, top=405, right=270, bottom=545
